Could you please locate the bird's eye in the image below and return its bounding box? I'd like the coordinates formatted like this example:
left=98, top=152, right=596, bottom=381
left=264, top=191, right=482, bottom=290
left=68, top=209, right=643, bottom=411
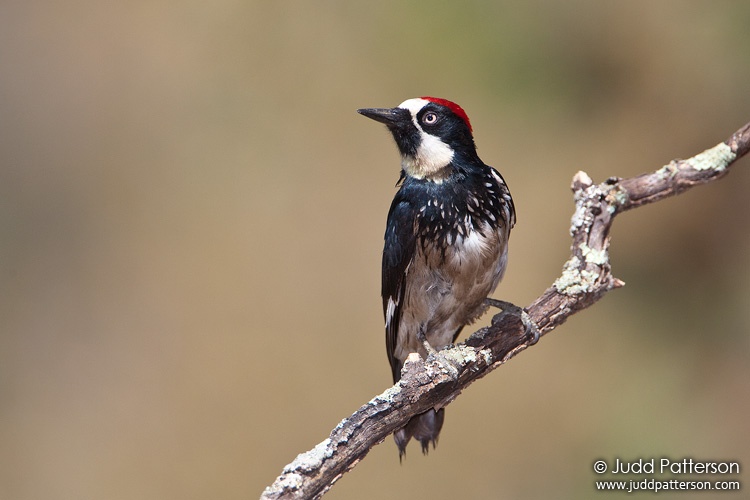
left=422, top=112, right=439, bottom=125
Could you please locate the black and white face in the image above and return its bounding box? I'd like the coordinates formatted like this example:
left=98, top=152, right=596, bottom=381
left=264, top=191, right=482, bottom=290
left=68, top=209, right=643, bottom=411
left=358, top=97, right=475, bottom=181
left=395, top=98, right=456, bottom=179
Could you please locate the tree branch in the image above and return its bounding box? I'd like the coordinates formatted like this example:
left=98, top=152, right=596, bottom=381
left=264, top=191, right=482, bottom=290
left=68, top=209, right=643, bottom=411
left=261, top=121, right=750, bottom=500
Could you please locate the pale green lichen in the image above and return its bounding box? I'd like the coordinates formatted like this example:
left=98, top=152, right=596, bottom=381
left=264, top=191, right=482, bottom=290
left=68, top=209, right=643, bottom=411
left=569, top=203, right=588, bottom=235
left=686, top=143, right=736, bottom=172
left=553, top=256, right=601, bottom=295
left=284, top=438, right=333, bottom=473
left=430, top=345, right=476, bottom=379
left=370, top=384, right=402, bottom=405
left=263, top=473, right=304, bottom=496
left=569, top=172, right=594, bottom=234
left=656, top=161, right=679, bottom=179
left=479, top=348, right=493, bottom=366
left=605, top=185, right=629, bottom=213
left=440, top=344, right=477, bottom=365
left=581, top=269, right=599, bottom=282
left=579, top=243, right=608, bottom=265
left=571, top=179, right=627, bottom=230
left=553, top=256, right=584, bottom=294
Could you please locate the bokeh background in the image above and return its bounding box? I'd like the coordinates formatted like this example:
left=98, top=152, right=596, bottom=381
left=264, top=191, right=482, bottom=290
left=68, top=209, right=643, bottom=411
left=2, top=1, right=749, bottom=499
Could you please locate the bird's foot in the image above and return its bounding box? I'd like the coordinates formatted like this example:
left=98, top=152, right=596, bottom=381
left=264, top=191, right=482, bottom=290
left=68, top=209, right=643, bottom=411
left=484, top=298, right=541, bottom=345
left=415, top=327, right=460, bottom=378
left=416, top=326, right=439, bottom=356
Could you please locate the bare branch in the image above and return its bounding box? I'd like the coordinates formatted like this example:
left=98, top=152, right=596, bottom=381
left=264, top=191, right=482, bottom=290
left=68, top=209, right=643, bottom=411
left=261, top=121, right=750, bottom=500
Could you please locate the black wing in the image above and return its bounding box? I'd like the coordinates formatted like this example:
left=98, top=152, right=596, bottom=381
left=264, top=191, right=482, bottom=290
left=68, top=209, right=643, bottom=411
left=382, top=193, right=418, bottom=383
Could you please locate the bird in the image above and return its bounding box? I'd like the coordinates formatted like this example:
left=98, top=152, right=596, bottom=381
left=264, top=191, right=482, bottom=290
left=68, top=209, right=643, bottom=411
left=357, top=97, right=532, bottom=459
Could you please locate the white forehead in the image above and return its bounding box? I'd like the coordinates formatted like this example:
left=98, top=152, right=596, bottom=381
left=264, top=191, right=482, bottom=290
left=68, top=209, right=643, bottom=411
left=397, top=98, right=430, bottom=116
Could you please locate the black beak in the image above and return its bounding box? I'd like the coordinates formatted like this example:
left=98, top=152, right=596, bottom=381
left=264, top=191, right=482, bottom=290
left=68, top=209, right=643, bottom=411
left=357, top=107, right=410, bottom=126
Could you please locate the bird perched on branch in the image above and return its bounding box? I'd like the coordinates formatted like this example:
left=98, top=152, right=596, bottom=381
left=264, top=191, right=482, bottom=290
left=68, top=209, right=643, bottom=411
left=358, top=97, right=534, bottom=459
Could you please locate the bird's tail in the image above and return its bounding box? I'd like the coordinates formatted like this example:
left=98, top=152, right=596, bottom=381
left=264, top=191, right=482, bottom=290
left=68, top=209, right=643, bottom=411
left=394, top=408, right=445, bottom=460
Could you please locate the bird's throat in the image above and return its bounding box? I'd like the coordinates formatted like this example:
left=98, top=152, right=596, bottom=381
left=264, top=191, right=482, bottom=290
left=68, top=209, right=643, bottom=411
left=401, top=135, right=454, bottom=182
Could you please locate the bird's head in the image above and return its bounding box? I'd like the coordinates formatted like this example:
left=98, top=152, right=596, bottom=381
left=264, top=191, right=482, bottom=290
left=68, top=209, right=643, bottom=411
left=358, top=97, right=477, bottom=181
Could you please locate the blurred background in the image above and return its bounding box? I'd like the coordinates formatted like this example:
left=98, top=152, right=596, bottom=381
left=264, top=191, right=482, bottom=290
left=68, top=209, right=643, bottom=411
left=1, top=1, right=749, bottom=499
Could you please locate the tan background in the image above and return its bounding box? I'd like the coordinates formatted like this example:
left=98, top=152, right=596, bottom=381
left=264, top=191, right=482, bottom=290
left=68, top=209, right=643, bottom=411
left=2, top=2, right=749, bottom=499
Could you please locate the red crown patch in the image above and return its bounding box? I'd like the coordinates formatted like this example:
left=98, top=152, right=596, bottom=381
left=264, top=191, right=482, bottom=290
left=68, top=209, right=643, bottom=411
left=421, top=96, right=472, bottom=132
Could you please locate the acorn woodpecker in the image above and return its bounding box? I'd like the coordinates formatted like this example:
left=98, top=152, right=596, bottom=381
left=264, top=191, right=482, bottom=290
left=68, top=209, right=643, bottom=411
left=358, top=97, right=526, bottom=458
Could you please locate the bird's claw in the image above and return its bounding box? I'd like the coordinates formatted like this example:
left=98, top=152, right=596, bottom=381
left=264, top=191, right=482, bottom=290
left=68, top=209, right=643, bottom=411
left=416, top=326, right=439, bottom=356
left=484, top=298, right=541, bottom=345
left=415, top=327, right=460, bottom=378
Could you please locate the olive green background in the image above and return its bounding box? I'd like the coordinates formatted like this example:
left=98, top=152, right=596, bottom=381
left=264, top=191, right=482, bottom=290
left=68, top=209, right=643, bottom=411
left=2, top=2, right=749, bottom=499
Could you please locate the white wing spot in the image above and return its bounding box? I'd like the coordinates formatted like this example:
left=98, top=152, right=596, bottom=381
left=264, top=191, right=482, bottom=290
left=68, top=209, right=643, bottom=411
left=385, top=297, right=397, bottom=328
left=490, top=169, right=506, bottom=186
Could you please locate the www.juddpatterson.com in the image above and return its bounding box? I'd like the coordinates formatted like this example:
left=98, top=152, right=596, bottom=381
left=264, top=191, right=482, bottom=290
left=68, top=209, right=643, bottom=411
left=592, top=458, right=741, bottom=493
left=595, top=478, right=740, bottom=493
